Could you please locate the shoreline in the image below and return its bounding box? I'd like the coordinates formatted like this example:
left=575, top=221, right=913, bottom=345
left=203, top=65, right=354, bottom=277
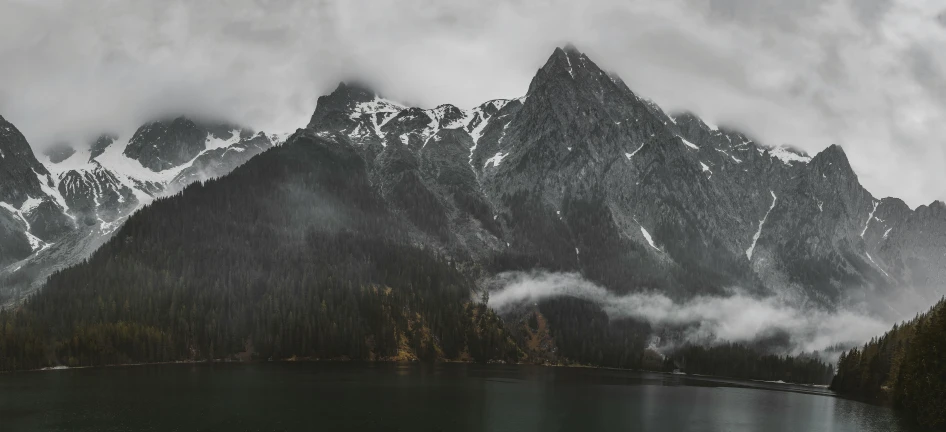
left=3, top=358, right=864, bottom=404
left=2, top=357, right=831, bottom=388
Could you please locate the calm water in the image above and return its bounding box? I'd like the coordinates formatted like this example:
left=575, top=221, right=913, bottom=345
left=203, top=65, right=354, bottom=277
left=0, top=362, right=917, bottom=432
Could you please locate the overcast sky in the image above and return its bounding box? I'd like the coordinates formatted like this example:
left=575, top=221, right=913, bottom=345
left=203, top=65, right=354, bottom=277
left=1, top=0, right=945, bottom=207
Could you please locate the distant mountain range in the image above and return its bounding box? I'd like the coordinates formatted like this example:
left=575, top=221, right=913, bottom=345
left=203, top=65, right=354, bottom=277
left=0, top=114, right=288, bottom=303
left=1, top=46, right=945, bottom=364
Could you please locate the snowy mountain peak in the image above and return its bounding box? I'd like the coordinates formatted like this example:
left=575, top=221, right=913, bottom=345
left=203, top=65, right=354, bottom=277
left=307, top=82, right=387, bottom=131
left=0, top=116, right=73, bottom=265
left=763, top=145, right=812, bottom=165
left=1, top=113, right=280, bottom=287
left=525, top=45, right=601, bottom=96
left=89, top=133, right=116, bottom=161
left=0, top=116, right=53, bottom=198
left=349, top=97, right=405, bottom=118
left=120, top=116, right=256, bottom=173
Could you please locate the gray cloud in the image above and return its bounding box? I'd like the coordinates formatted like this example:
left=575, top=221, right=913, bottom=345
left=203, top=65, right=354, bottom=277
left=849, top=0, right=894, bottom=27
left=0, top=0, right=944, bottom=206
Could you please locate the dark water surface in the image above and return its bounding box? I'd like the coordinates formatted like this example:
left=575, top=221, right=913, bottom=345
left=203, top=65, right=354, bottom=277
left=0, top=362, right=918, bottom=431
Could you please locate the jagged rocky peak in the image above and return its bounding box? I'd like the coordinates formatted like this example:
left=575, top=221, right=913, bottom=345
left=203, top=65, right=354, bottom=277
left=430, top=104, right=465, bottom=128
left=477, top=99, right=510, bottom=117
left=328, top=81, right=377, bottom=105
left=917, top=200, right=946, bottom=217
left=123, top=116, right=207, bottom=171
left=813, top=143, right=847, bottom=164
left=0, top=115, right=46, bottom=169
left=123, top=116, right=248, bottom=172
left=522, top=45, right=665, bottom=127
left=548, top=44, right=586, bottom=71
left=526, top=44, right=636, bottom=103
left=0, top=115, right=74, bottom=260
left=0, top=115, right=52, bottom=204
left=89, top=133, right=117, bottom=161
left=528, top=44, right=596, bottom=92
left=809, top=144, right=857, bottom=177
left=308, top=81, right=389, bottom=130
left=505, top=45, right=671, bottom=161
left=876, top=197, right=913, bottom=218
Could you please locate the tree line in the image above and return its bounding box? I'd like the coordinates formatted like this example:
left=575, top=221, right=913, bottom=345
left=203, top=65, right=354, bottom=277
left=669, top=343, right=834, bottom=384
left=831, top=297, right=946, bottom=429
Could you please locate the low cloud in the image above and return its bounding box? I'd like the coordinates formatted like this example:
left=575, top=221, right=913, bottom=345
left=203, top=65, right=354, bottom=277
left=1, top=0, right=944, bottom=207
left=486, top=271, right=890, bottom=356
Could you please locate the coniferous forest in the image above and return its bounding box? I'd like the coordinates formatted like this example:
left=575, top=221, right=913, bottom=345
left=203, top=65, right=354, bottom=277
left=831, top=298, right=946, bottom=430
left=669, top=344, right=834, bottom=384
left=0, top=132, right=518, bottom=370
left=1, top=132, right=832, bottom=388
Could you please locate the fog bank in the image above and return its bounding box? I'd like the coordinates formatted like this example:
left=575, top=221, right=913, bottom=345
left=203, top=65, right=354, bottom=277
left=485, top=271, right=891, bottom=356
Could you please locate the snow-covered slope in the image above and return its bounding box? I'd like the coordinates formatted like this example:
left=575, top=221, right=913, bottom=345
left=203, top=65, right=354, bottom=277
left=0, top=116, right=287, bottom=304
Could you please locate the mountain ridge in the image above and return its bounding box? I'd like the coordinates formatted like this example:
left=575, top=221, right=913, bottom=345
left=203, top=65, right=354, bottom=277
left=297, top=45, right=946, bottom=312
left=1, top=44, right=944, bottom=351
left=0, top=113, right=287, bottom=303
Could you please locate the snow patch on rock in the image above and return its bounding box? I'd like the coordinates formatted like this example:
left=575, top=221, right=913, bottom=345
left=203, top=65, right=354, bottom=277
left=747, top=191, right=777, bottom=260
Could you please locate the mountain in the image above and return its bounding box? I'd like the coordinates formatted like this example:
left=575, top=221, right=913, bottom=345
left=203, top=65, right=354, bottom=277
left=307, top=46, right=946, bottom=311
left=0, top=115, right=74, bottom=267
left=1, top=46, right=945, bottom=374
left=0, top=116, right=287, bottom=304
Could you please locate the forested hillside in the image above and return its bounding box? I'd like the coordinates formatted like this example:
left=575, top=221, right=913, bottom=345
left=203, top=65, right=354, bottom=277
left=831, top=298, right=946, bottom=429
left=0, top=131, right=522, bottom=370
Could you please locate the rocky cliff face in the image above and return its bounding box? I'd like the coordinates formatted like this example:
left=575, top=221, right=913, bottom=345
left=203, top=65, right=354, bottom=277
left=123, top=117, right=212, bottom=172
left=0, top=116, right=74, bottom=266
left=303, top=46, right=946, bottom=314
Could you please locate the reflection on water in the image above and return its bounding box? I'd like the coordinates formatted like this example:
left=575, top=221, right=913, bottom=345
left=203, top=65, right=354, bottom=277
left=0, top=362, right=918, bottom=431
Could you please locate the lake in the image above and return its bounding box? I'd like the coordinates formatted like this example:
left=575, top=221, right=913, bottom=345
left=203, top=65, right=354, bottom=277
left=0, top=362, right=918, bottom=431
